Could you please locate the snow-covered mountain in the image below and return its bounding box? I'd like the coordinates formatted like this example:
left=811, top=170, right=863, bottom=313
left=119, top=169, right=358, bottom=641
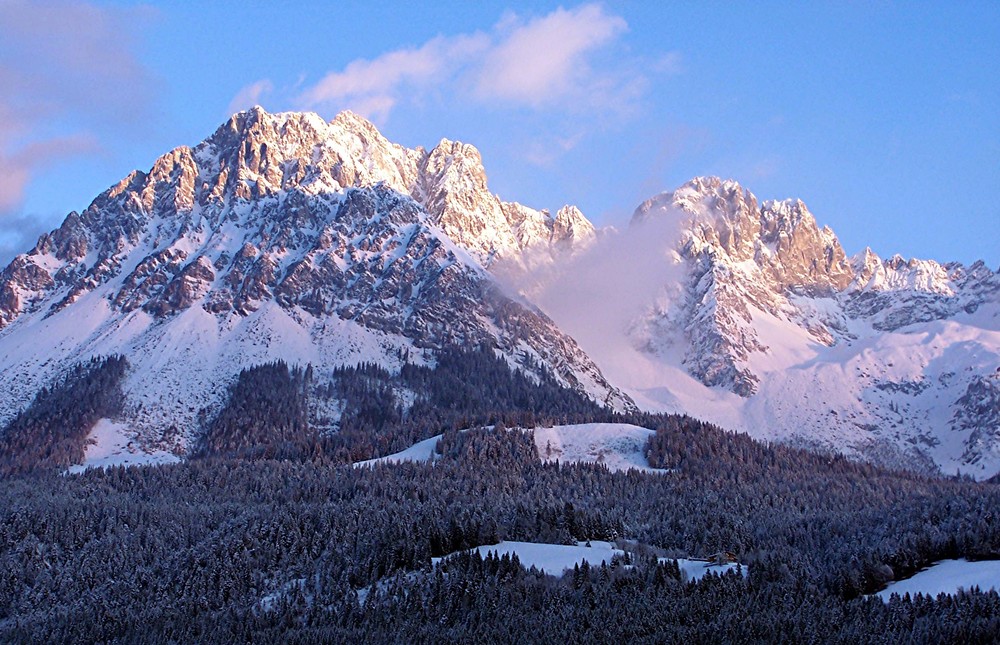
left=526, top=177, right=1000, bottom=477
left=0, top=107, right=629, bottom=452
left=2, top=109, right=996, bottom=478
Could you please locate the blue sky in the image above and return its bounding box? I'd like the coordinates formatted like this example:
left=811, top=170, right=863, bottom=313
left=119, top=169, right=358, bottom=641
left=1, top=1, right=997, bottom=267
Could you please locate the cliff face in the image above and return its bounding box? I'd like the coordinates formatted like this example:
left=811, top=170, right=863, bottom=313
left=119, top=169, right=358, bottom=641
left=630, top=176, right=998, bottom=399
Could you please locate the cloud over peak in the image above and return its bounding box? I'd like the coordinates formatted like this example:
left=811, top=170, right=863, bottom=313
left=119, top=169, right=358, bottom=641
left=474, top=4, right=627, bottom=107
left=284, top=3, right=648, bottom=124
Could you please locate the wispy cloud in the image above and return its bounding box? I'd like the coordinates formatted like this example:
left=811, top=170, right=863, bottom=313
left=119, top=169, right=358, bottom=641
left=287, top=3, right=659, bottom=124
left=227, top=80, right=275, bottom=116
left=296, top=34, right=489, bottom=122
left=0, top=134, right=99, bottom=211
left=472, top=4, right=627, bottom=108
left=522, top=132, right=586, bottom=167
left=0, top=0, right=155, bottom=213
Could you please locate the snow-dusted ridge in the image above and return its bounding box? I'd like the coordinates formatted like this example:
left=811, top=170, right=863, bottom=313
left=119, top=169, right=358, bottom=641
left=0, top=107, right=630, bottom=456
left=522, top=176, right=1000, bottom=477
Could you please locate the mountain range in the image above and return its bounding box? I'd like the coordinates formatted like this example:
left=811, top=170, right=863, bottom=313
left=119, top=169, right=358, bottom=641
left=1, top=108, right=997, bottom=477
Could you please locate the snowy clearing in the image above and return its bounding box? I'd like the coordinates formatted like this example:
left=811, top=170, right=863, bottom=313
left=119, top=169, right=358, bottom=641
left=664, top=558, right=748, bottom=582
left=352, top=423, right=667, bottom=474
left=67, top=419, right=181, bottom=474
left=533, top=423, right=666, bottom=474
left=353, top=433, right=443, bottom=468
left=875, top=559, right=1000, bottom=601
left=432, top=540, right=748, bottom=582
left=433, top=541, right=625, bottom=575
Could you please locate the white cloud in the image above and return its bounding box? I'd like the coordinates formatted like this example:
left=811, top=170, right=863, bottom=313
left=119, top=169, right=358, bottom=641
left=473, top=4, right=627, bottom=107
left=293, top=3, right=651, bottom=123
left=297, top=34, right=489, bottom=122
left=227, top=80, right=274, bottom=116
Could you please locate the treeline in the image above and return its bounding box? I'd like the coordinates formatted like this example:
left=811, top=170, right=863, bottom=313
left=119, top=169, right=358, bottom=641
left=197, top=344, right=609, bottom=463
left=1, top=427, right=1000, bottom=642
left=0, top=355, right=127, bottom=476
left=330, top=344, right=609, bottom=460
left=194, top=361, right=317, bottom=461
left=4, top=348, right=1000, bottom=640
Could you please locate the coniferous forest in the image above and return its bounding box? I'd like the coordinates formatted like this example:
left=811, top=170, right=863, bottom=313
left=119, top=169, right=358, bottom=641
left=2, top=349, right=1000, bottom=643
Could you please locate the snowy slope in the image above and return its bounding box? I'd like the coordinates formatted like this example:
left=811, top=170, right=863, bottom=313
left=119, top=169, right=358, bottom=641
left=433, top=540, right=747, bottom=582
left=433, top=541, right=625, bottom=574
left=66, top=419, right=180, bottom=474
left=353, top=433, right=443, bottom=467
left=670, top=558, right=747, bottom=583
left=352, top=424, right=666, bottom=474
left=875, top=559, right=1000, bottom=601
left=533, top=423, right=666, bottom=474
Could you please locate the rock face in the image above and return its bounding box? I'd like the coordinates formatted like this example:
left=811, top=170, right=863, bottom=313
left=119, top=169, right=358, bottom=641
left=631, top=177, right=998, bottom=400
left=954, top=372, right=1000, bottom=467
left=0, top=108, right=630, bottom=451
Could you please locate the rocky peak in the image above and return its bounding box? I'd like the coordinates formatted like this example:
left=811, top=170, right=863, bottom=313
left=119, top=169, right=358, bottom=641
left=626, top=175, right=1000, bottom=400
left=758, top=198, right=852, bottom=294
left=0, top=107, right=632, bottom=414
left=418, top=137, right=515, bottom=260
left=633, top=176, right=852, bottom=294
left=416, top=136, right=596, bottom=264
left=3, top=107, right=596, bottom=322
left=551, top=205, right=596, bottom=250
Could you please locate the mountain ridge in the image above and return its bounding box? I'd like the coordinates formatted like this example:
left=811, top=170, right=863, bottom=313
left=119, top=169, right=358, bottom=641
left=0, top=109, right=997, bottom=477
left=0, top=107, right=631, bottom=453
left=523, top=175, right=998, bottom=476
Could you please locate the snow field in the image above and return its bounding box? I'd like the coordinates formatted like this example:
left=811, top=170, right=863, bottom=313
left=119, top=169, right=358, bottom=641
left=432, top=540, right=748, bottom=582
left=875, top=559, right=1000, bottom=601
left=533, top=422, right=666, bottom=473
left=66, top=418, right=180, bottom=474
left=355, top=423, right=666, bottom=473
left=432, top=541, right=625, bottom=574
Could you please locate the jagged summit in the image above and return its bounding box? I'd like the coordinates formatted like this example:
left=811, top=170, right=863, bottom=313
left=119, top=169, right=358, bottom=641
left=194, top=106, right=592, bottom=263
left=634, top=176, right=853, bottom=295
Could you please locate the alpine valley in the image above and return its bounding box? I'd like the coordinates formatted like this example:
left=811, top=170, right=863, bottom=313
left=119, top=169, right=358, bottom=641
left=1, top=108, right=996, bottom=477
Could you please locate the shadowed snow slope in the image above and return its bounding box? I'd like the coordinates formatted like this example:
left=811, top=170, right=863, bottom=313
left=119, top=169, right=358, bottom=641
left=533, top=423, right=665, bottom=473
